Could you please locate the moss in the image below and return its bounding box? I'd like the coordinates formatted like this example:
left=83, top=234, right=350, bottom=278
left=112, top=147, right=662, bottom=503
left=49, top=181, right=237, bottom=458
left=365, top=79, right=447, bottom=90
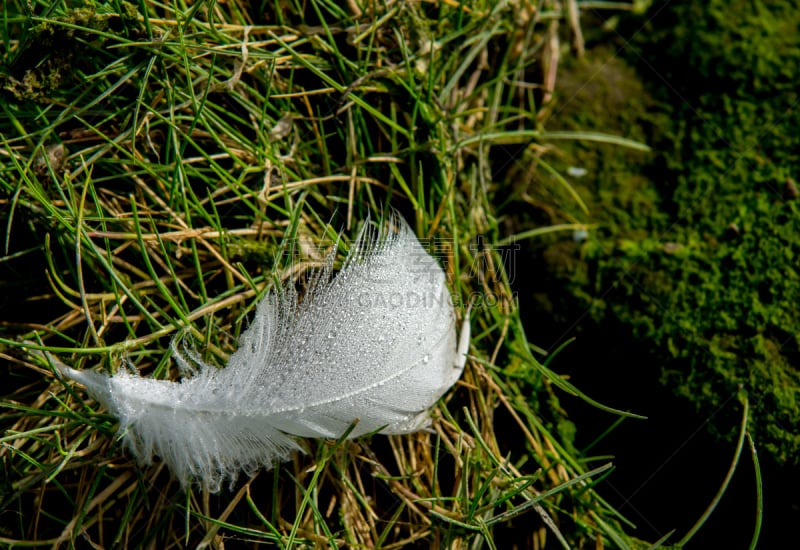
left=1, top=1, right=144, bottom=101
left=635, top=0, right=800, bottom=96
left=535, top=1, right=800, bottom=466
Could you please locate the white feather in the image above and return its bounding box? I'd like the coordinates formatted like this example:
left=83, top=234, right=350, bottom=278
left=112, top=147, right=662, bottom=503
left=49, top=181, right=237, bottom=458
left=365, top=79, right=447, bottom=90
left=59, top=215, right=469, bottom=492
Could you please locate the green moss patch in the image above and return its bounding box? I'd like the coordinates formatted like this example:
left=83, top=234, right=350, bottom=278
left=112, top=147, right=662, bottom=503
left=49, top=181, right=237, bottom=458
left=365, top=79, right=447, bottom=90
left=536, top=1, right=800, bottom=466
left=1, top=1, right=143, bottom=101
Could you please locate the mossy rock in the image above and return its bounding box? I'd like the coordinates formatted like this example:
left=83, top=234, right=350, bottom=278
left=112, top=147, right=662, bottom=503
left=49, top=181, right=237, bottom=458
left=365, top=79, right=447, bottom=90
left=530, top=1, right=800, bottom=466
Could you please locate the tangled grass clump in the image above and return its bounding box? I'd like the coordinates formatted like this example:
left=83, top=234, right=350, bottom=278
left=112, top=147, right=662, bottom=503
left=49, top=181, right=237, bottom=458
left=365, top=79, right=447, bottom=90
left=0, top=1, right=657, bottom=548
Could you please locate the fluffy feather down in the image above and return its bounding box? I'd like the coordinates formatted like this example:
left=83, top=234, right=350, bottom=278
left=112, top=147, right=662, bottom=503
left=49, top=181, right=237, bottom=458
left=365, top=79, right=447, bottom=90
left=60, top=215, right=468, bottom=492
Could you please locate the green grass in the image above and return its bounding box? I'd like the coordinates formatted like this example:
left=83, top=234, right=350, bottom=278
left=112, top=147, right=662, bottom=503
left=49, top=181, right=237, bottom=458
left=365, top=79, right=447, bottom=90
left=0, top=1, right=752, bottom=548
